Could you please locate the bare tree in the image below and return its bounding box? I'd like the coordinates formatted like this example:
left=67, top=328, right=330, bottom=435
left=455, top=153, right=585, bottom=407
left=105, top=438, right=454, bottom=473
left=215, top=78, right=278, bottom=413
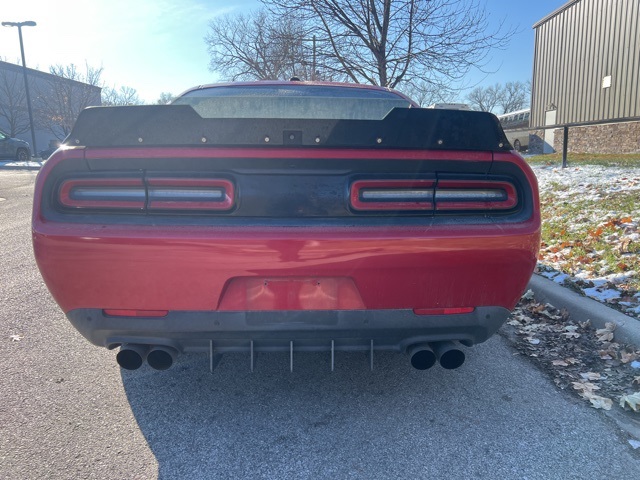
left=156, top=92, right=175, bottom=105
left=467, top=81, right=530, bottom=114
left=466, top=83, right=502, bottom=112
left=264, top=0, right=515, bottom=94
left=102, top=85, right=143, bottom=106
left=400, top=80, right=456, bottom=107
left=0, top=67, right=30, bottom=136
left=34, top=63, right=103, bottom=140
left=498, top=81, right=528, bottom=114
left=205, top=9, right=317, bottom=81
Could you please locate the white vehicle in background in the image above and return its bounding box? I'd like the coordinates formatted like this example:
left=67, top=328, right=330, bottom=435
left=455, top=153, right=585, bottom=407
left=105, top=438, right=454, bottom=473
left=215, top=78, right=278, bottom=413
left=497, top=109, right=530, bottom=152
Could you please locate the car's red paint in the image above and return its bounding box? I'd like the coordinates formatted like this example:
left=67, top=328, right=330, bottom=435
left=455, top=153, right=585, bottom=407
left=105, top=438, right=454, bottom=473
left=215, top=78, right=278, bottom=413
left=33, top=147, right=540, bottom=315
left=82, top=146, right=494, bottom=162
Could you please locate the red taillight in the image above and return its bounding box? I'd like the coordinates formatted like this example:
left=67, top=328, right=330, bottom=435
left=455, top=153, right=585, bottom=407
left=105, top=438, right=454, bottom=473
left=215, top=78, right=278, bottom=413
left=59, top=178, right=146, bottom=210
left=350, top=179, right=517, bottom=212
left=350, top=180, right=435, bottom=211
left=147, top=178, right=234, bottom=211
left=58, top=177, right=235, bottom=212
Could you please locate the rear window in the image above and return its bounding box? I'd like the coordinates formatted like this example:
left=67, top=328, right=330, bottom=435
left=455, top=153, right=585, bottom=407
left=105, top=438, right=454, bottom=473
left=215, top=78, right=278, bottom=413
left=173, top=84, right=412, bottom=120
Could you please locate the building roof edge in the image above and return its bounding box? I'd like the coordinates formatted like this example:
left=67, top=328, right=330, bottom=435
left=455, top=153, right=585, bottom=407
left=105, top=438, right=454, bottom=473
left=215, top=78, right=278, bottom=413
left=533, top=0, right=581, bottom=29
left=0, top=60, right=102, bottom=91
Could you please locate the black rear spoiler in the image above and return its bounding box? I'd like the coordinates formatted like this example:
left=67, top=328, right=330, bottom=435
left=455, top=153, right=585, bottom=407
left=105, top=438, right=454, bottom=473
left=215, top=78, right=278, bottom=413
left=65, top=105, right=512, bottom=152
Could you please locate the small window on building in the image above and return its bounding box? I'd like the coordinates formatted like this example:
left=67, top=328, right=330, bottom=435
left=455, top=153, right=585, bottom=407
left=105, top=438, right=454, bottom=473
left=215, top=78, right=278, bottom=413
left=602, top=75, right=612, bottom=89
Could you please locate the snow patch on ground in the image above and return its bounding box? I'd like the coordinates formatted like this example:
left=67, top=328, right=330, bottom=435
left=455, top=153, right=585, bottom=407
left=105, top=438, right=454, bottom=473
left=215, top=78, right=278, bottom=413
left=541, top=271, right=570, bottom=284
left=583, top=287, right=622, bottom=302
left=533, top=165, right=640, bottom=199
left=0, top=160, right=43, bottom=169
left=552, top=273, right=570, bottom=284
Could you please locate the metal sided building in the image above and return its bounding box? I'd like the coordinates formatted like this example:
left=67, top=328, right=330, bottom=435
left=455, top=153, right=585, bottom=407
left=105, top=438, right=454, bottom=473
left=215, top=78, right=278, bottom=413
left=531, top=0, right=640, bottom=154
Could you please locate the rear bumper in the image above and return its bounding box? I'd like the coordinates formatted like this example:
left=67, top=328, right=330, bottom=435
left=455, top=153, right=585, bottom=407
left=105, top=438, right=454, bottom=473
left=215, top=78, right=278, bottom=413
left=67, top=306, right=510, bottom=353
left=33, top=222, right=539, bottom=313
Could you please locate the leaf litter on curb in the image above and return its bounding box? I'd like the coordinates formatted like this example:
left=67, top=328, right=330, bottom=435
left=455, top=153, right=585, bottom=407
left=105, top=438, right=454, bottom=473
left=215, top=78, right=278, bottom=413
left=501, top=290, right=640, bottom=415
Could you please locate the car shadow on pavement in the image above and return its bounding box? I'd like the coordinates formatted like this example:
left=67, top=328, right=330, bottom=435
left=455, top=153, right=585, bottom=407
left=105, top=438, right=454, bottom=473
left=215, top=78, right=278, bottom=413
left=121, top=336, right=638, bottom=479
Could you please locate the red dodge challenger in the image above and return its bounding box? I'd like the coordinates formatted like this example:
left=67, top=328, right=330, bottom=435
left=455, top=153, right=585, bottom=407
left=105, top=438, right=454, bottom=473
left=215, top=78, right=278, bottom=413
left=32, top=82, right=540, bottom=372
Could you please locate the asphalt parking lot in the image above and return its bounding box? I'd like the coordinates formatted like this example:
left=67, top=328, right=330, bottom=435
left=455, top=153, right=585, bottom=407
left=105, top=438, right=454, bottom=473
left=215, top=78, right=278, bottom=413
left=1, top=168, right=639, bottom=479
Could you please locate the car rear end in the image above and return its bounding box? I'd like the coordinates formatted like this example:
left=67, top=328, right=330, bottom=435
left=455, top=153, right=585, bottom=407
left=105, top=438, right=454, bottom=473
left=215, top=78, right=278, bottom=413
left=32, top=83, right=540, bottom=372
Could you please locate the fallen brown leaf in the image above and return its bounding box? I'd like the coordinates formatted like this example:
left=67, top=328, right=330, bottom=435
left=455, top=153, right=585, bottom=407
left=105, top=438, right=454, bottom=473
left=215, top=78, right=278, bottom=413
left=572, top=382, right=600, bottom=393
left=585, top=393, right=613, bottom=410
left=619, top=392, right=640, bottom=412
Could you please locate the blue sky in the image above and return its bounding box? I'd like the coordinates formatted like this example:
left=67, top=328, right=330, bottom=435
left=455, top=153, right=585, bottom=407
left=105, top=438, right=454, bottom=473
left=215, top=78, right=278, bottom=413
left=1, top=0, right=566, bottom=103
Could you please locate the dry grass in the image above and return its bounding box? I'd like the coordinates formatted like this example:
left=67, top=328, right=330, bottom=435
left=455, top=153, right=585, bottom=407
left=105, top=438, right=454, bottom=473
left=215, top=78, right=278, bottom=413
left=540, top=187, right=640, bottom=293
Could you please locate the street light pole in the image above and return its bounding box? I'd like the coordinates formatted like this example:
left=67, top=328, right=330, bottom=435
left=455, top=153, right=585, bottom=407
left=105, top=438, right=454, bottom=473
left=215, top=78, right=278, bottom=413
left=2, top=21, right=37, bottom=157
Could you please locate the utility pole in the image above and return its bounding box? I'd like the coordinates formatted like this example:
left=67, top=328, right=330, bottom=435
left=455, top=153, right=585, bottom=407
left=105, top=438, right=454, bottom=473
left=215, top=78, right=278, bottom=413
left=2, top=21, right=38, bottom=156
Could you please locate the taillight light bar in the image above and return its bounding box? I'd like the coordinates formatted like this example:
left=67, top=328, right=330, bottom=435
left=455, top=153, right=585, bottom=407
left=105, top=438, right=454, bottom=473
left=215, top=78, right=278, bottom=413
left=435, top=180, right=517, bottom=211
left=350, top=179, right=517, bottom=212
left=351, top=180, right=435, bottom=211
left=147, top=178, right=234, bottom=211
left=59, top=178, right=146, bottom=210
left=57, top=177, right=235, bottom=212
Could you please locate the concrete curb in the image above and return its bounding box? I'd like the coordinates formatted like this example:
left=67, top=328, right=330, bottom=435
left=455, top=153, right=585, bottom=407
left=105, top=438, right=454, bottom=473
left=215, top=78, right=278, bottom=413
left=527, top=273, right=640, bottom=347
